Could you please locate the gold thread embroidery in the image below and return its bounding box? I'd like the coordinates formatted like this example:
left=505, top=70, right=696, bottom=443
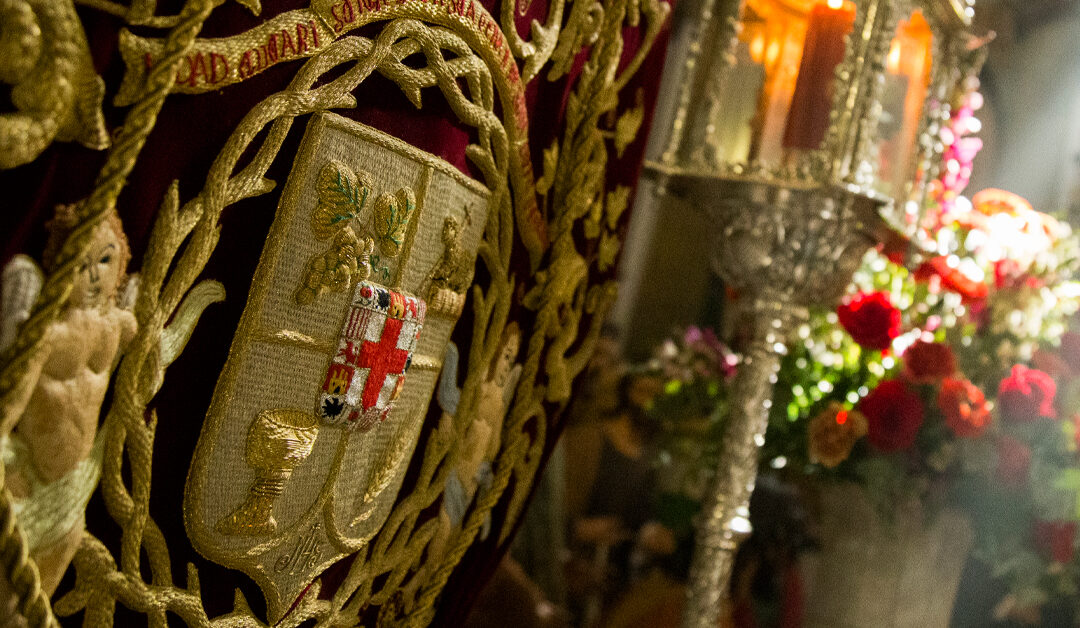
left=115, top=0, right=549, bottom=264
left=0, top=0, right=110, bottom=169
left=217, top=409, right=320, bottom=536
left=425, top=213, right=474, bottom=318
left=0, top=0, right=672, bottom=615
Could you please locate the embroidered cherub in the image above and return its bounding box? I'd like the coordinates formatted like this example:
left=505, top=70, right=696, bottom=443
left=441, top=322, right=522, bottom=537
left=404, top=323, right=523, bottom=605
left=0, top=205, right=136, bottom=594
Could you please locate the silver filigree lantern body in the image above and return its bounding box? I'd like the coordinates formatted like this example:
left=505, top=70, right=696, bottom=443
left=645, top=0, right=984, bottom=625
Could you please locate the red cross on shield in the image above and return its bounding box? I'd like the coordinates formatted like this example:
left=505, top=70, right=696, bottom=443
left=318, top=281, right=426, bottom=431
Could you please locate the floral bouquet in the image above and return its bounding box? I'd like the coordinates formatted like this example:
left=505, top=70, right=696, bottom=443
left=765, top=182, right=1080, bottom=619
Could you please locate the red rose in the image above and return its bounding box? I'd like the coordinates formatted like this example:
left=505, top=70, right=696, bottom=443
left=914, top=256, right=989, bottom=302
left=996, top=436, right=1032, bottom=488
left=1034, top=520, right=1077, bottom=564
left=903, top=340, right=956, bottom=383
left=859, top=379, right=925, bottom=452
left=937, top=377, right=991, bottom=438
left=998, top=364, right=1057, bottom=422
left=837, top=291, right=901, bottom=351
left=1061, top=332, right=1080, bottom=375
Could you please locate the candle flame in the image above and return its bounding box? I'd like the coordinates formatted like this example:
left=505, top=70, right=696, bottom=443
left=826, top=0, right=843, bottom=9
left=766, top=39, right=781, bottom=67
left=887, top=40, right=902, bottom=73
left=750, top=32, right=765, bottom=63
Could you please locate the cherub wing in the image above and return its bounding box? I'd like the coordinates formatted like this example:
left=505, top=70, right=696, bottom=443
left=312, top=161, right=372, bottom=241
left=436, top=342, right=462, bottom=416
left=119, top=274, right=140, bottom=311
left=1, top=255, right=43, bottom=351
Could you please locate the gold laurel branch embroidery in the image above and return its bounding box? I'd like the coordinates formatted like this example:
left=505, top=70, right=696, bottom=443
left=76, top=0, right=261, bottom=28
left=499, top=0, right=564, bottom=82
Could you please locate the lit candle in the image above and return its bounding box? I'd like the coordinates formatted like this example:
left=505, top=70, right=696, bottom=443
left=781, top=0, right=856, bottom=151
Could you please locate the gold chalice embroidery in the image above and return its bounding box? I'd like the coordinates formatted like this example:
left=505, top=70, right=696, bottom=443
left=217, top=409, right=319, bottom=536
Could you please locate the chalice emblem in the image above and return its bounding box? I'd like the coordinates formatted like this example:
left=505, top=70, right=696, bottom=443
left=217, top=408, right=319, bottom=536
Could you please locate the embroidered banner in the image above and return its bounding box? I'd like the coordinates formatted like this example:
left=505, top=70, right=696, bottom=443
left=115, top=12, right=331, bottom=104
left=116, top=0, right=517, bottom=103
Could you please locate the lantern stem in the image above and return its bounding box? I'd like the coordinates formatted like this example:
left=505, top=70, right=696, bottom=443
left=681, top=296, right=802, bottom=628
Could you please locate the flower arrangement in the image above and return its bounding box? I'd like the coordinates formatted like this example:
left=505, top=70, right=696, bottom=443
left=756, top=81, right=1080, bottom=618
left=762, top=180, right=1080, bottom=618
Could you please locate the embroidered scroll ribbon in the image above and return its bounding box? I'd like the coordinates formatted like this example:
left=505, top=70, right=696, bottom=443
left=116, top=0, right=548, bottom=262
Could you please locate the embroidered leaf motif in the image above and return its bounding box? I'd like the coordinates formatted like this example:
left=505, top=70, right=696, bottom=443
left=535, top=141, right=559, bottom=197
left=605, top=185, right=631, bottom=230
left=598, top=231, right=621, bottom=271
left=614, top=92, right=645, bottom=157
left=371, top=188, right=415, bottom=258
left=312, top=161, right=371, bottom=240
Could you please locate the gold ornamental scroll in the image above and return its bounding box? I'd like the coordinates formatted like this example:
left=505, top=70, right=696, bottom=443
left=115, top=0, right=548, bottom=264
left=183, top=113, right=490, bottom=621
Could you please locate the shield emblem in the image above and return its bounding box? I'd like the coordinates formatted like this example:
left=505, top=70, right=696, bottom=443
left=318, top=282, right=426, bottom=431
left=184, top=113, right=489, bottom=620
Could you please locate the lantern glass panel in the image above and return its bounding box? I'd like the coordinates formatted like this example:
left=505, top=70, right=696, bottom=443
left=711, top=0, right=857, bottom=168
left=874, top=9, right=933, bottom=198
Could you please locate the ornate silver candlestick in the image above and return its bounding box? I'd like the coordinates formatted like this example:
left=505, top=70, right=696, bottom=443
left=654, top=174, right=889, bottom=626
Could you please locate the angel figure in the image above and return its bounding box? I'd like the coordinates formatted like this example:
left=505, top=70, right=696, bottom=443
left=443, top=322, right=522, bottom=538
left=0, top=206, right=136, bottom=594
left=0, top=206, right=224, bottom=595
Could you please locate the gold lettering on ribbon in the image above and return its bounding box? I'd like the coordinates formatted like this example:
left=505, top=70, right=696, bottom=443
left=115, top=11, right=332, bottom=105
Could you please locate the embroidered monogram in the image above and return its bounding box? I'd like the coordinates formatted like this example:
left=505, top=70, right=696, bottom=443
left=184, top=113, right=490, bottom=620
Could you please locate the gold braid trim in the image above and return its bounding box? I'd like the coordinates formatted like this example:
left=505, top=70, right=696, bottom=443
left=0, top=486, right=52, bottom=627
left=0, top=0, right=217, bottom=624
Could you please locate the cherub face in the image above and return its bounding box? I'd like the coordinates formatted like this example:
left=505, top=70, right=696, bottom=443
left=70, top=221, right=124, bottom=310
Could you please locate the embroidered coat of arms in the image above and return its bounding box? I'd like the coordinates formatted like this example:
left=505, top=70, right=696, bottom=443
left=184, top=113, right=489, bottom=619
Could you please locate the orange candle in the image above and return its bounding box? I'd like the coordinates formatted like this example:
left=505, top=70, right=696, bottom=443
left=782, top=0, right=855, bottom=150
